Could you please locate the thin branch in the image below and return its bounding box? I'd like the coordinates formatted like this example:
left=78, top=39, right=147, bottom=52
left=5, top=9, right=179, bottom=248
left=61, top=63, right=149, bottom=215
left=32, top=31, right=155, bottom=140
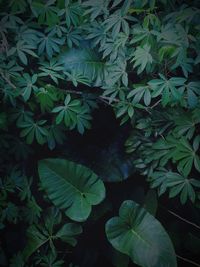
left=64, top=89, right=119, bottom=103
left=176, top=254, right=200, bottom=267
left=0, top=69, right=16, bottom=89
left=64, top=89, right=82, bottom=95
left=64, top=89, right=150, bottom=112
left=0, top=31, right=9, bottom=53
left=167, top=209, right=200, bottom=230
left=150, top=99, right=161, bottom=109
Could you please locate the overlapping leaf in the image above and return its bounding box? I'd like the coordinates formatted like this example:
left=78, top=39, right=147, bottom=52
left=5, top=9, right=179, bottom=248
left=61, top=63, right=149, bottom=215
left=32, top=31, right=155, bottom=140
left=38, top=158, right=105, bottom=221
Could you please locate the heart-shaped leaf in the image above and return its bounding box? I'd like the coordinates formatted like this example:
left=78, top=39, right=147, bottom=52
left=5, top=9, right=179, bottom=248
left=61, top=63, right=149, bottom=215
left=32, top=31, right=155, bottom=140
left=106, top=200, right=177, bottom=267
left=38, top=158, right=105, bottom=222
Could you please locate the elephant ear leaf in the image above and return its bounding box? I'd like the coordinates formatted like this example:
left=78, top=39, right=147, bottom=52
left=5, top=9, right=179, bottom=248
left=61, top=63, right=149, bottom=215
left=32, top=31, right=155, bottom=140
left=105, top=200, right=177, bottom=267
left=38, top=158, right=105, bottom=222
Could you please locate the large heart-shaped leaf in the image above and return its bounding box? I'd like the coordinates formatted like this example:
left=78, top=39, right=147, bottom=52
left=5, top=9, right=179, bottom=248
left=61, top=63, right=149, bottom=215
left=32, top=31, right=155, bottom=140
left=38, top=158, right=105, bottom=222
left=106, top=200, right=177, bottom=267
left=59, top=46, right=106, bottom=86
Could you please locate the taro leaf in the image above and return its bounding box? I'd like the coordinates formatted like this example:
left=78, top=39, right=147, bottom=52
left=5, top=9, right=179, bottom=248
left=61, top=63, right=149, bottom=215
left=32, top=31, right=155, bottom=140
left=59, top=46, right=106, bottom=86
left=38, top=158, right=105, bottom=221
left=106, top=200, right=177, bottom=267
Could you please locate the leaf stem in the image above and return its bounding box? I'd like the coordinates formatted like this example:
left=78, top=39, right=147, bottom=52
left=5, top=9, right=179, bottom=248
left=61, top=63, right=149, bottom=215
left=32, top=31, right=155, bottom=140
left=167, top=209, right=200, bottom=230
left=0, top=69, right=16, bottom=89
left=176, top=254, right=200, bottom=267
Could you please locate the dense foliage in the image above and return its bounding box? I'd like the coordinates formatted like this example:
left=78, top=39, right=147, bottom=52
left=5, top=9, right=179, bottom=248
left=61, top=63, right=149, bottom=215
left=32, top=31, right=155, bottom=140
left=1, top=0, right=200, bottom=266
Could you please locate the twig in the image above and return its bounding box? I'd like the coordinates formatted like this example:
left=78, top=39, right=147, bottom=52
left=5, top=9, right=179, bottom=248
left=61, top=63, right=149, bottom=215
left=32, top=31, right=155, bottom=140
left=0, top=69, right=16, bottom=89
left=176, top=254, right=200, bottom=267
left=64, top=89, right=119, bottom=104
left=0, top=31, right=9, bottom=53
left=167, top=209, right=200, bottom=230
left=64, top=89, right=150, bottom=112
left=150, top=99, right=161, bottom=109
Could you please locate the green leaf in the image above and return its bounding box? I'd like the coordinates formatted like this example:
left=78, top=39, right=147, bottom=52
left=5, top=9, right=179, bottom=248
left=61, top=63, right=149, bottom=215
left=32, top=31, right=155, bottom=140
left=83, top=0, right=109, bottom=21
left=37, top=32, right=64, bottom=58
left=19, top=119, right=48, bottom=144
left=9, top=41, right=38, bottom=65
left=185, top=82, right=200, bottom=108
left=55, top=223, right=82, bottom=246
left=58, top=1, right=83, bottom=27
left=149, top=169, right=200, bottom=204
left=106, top=200, right=177, bottom=267
left=38, top=158, right=105, bottom=221
left=17, top=73, right=38, bottom=101
left=52, top=95, right=92, bottom=134
left=59, top=46, right=106, bottom=86
left=23, top=208, right=82, bottom=260
left=148, top=75, right=186, bottom=106
left=128, top=85, right=151, bottom=106
left=131, top=44, right=153, bottom=74
left=39, top=59, right=65, bottom=84
left=32, top=0, right=59, bottom=26
left=36, top=86, right=58, bottom=112
left=103, top=9, right=131, bottom=39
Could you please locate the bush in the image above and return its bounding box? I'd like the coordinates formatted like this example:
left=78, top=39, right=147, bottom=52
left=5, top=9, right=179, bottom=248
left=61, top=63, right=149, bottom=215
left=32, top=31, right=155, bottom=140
left=0, top=0, right=200, bottom=266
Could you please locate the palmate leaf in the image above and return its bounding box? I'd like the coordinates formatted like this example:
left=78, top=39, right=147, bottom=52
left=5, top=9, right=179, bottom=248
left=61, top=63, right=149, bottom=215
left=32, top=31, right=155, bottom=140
left=150, top=134, right=200, bottom=177
left=52, top=94, right=92, bottom=134
left=39, top=59, right=65, bottom=84
left=0, top=59, right=23, bottom=78
left=31, top=0, right=59, bottom=26
left=65, top=28, right=82, bottom=48
left=58, top=0, right=83, bottom=28
left=9, top=0, right=27, bottom=13
left=171, top=47, right=193, bottom=78
left=59, top=46, right=106, bottom=86
left=23, top=208, right=82, bottom=260
left=82, top=0, right=109, bottom=21
left=7, top=40, right=38, bottom=65
left=180, top=81, right=200, bottom=108
left=37, top=32, right=65, bottom=58
left=36, top=85, right=58, bottom=113
left=46, top=124, right=66, bottom=150
left=19, top=119, right=48, bottom=144
left=38, top=158, right=105, bottom=221
left=173, top=137, right=200, bottom=176
left=105, top=59, right=128, bottom=87
left=103, top=8, right=132, bottom=39
left=130, top=24, right=156, bottom=46
left=131, top=44, right=153, bottom=74
left=86, top=20, right=107, bottom=48
left=106, top=200, right=177, bottom=267
left=149, top=169, right=200, bottom=204
left=173, top=111, right=198, bottom=139
left=16, top=73, right=38, bottom=101
left=35, top=251, right=64, bottom=267
left=148, top=74, right=186, bottom=106
left=127, top=84, right=152, bottom=106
